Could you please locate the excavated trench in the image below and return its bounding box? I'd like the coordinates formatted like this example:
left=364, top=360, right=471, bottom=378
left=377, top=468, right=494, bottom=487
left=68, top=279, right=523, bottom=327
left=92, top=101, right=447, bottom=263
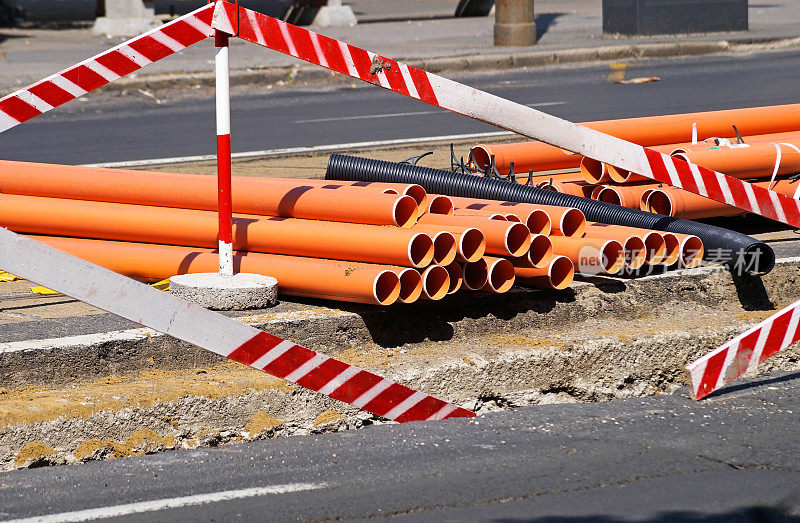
left=1, top=259, right=799, bottom=470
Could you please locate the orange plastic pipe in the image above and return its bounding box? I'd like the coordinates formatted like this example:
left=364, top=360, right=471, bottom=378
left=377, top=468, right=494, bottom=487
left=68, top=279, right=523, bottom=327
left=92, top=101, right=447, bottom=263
left=265, top=179, right=429, bottom=211
left=417, top=213, right=531, bottom=257
left=584, top=222, right=647, bottom=269
left=660, top=232, right=681, bottom=266
left=444, top=261, right=464, bottom=294
left=471, top=104, right=800, bottom=174
left=671, top=142, right=800, bottom=181
left=424, top=230, right=457, bottom=266
left=461, top=259, right=489, bottom=290
left=679, top=234, right=705, bottom=269
left=419, top=265, right=450, bottom=300
left=514, top=255, right=575, bottom=290
left=644, top=187, right=744, bottom=219
left=550, top=236, right=624, bottom=275
left=449, top=197, right=581, bottom=237
left=0, top=161, right=418, bottom=228
left=412, top=224, right=485, bottom=263
left=394, top=267, right=423, bottom=304
left=580, top=157, right=611, bottom=184
left=509, top=234, right=554, bottom=269
left=596, top=183, right=665, bottom=209
left=0, top=194, right=435, bottom=268
left=542, top=180, right=597, bottom=199
left=452, top=208, right=509, bottom=221
left=32, top=236, right=402, bottom=305
left=426, top=194, right=455, bottom=215
left=480, top=256, right=516, bottom=293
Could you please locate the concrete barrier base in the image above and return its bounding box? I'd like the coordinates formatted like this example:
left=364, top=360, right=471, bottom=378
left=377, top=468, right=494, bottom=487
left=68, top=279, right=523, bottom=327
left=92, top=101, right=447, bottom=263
left=169, top=272, right=278, bottom=310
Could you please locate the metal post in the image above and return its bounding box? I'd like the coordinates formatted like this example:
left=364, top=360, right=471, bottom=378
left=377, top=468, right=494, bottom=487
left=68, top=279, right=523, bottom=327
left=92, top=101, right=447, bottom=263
left=494, top=0, right=536, bottom=46
left=215, top=27, right=234, bottom=277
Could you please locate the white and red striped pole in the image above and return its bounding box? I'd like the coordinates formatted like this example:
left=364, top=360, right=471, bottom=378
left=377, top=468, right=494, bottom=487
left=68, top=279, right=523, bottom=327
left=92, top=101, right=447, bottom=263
left=215, top=18, right=234, bottom=277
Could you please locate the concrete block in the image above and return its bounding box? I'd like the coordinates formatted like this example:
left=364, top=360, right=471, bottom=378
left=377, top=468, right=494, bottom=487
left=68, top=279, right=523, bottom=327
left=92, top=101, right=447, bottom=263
left=169, top=272, right=279, bottom=310
left=93, top=0, right=159, bottom=37
left=312, top=0, right=357, bottom=27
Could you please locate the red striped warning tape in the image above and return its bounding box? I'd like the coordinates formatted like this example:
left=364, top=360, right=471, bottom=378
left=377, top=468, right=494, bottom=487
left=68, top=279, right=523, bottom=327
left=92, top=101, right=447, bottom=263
left=0, top=5, right=214, bottom=133
left=211, top=2, right=800, bottom=227
left=686, top=299, right=800, bottom=400
left=0, top=229, right=474, bottom=422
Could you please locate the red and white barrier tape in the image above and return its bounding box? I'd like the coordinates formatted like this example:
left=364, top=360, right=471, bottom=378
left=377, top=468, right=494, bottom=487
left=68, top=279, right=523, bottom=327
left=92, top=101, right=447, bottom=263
left=211, top=2, right=800, bottom=227
left=0, top=229, right=474, bottom=422
left=686, top=299, right=800, bottom=400
left=0, top=4, right=214, bottom=133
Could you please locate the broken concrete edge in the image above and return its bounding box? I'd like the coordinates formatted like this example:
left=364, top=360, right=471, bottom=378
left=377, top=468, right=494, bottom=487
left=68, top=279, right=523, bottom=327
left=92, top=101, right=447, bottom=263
left=2, top=256, right=799, bottom=387
left=93, top=37, right=800, bottom=94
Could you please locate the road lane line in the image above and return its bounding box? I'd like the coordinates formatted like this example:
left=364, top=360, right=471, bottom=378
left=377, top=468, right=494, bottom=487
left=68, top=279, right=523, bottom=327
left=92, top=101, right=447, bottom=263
left=294, top=101, right=565, bottom=124
left=5, top=483, right=325, bottom=522
left=82, top=131, right=514, bottom=168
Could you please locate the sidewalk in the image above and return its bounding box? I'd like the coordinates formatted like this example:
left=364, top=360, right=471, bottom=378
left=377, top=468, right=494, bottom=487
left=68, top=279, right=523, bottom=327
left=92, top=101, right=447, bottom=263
left=0, top=1, right=798, bottom=92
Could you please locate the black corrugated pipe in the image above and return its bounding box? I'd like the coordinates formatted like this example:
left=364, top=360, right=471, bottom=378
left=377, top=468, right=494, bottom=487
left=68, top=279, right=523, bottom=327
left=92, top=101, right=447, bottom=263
left=326, top=154, right=775, bottom=275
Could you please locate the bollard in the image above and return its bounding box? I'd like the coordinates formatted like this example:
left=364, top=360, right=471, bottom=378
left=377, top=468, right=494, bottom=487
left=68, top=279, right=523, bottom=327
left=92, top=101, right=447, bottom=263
left=494, top=0, right=536, bottom=46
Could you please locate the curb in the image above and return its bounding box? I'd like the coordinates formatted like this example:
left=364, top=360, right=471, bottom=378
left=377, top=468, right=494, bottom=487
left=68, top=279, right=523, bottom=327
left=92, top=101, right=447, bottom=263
left=96, top=37, right=800, bottom=94
left=3, top=257, right=799, bottom=389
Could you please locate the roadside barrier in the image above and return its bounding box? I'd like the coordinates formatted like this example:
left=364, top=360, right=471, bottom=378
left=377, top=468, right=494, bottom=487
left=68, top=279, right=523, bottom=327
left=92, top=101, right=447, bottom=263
left=0, top=228, right=475, bottom=421
left=0, top=4, right=215, bottom=132
left=687, top=299, right=800, bottom=400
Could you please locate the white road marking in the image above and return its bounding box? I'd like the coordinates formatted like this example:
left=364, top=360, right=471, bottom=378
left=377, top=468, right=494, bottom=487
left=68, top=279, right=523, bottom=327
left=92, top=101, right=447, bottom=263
left=82, top=131, right=513, bottom=168
left=6, top=483, right=325, bottom=522
left=294, top=101, right=565, bottom=124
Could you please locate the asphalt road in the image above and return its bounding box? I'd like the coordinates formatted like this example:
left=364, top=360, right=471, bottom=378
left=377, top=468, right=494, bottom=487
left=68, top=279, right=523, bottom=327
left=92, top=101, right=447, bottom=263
left=1, top=49, right=800, bottom=165
left=1, top=372, right=799, bottom=521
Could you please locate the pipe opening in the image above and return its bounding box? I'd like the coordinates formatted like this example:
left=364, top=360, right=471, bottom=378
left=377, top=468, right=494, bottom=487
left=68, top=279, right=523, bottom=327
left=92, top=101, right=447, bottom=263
left=528, top=234, right=554, bottom=268
left=590, top=185, right=605, bottom=200
left=487, top=258, right=515, bottom=293
left=427, top=195, right=454, bottom=215
left=680, top=236, right=704, bottom=269
left=580, top=157, right=606, bottom=184
left=470, top=145, right=492, bottom=172
left=403, top=184, right=428, bottom=209
left=623, top=236, right=646, bottom=269
left=560, top=208, right=586, bottom=238
left=393, top=195, right=419, bottom=228
left=459, top=228, right=486, bottom=262
left=462, top=259, right=488, bottom=290
left=432, top=231, right=457, bottom=266
left=397, top=268, right=423, bottom=304
left=488, top=214, right=508, bottom=221
left=607, top=164, right=631, bottom=183
left=647, top=191, right=673, bottom=216
left=597, top=188, right=622, bottom=206
left=602, top=240, right=625, bottom=274
left=503, top=214, right=521, bottom=222
left=504, top=222, right=532, bottom=257
left=373, top=270, right=401, bottom=305
left=549, top=255, right=575, bottom=290
left=444, top=261, right=463, bottom=294
left=660, top=233, right=680, bottom=265
left=408, top=233, right=435, bottom=268
left=527, top=209, right=551, bottom=235
left=645, top=232, right=668, bottom=264
left=640, top=189, right=655, bottom=211
left=422, top=265, right=449, bottom=300
left=740, top=243, right=776, bottom=275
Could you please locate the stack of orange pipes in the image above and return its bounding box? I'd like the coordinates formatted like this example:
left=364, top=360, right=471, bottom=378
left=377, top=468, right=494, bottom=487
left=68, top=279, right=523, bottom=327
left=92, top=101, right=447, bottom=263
left=469, top=107, right=800, bottom=222
left=0, top=160, right=705, bottom=304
